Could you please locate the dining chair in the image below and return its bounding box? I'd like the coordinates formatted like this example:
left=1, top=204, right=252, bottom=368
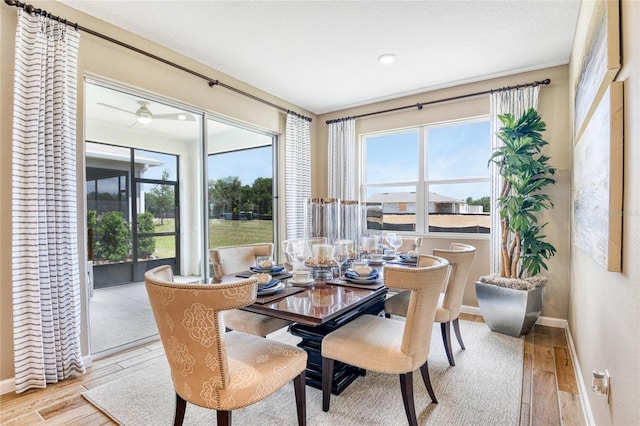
left=144, top=265, right=307, bottom=426
left=321, top=257, right=450, bottom=426
left=398, top=236, right=423, bottom=253
left=385, top=243, right=477, bottom=366
left=210, top=243, right=293, bottom=337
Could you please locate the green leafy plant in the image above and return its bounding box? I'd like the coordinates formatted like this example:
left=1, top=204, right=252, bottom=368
left=489, top=108, right=557, bottom=279
left=95, top=211, right=131, bottom=262
left=137, top=212, right=156, bottom=259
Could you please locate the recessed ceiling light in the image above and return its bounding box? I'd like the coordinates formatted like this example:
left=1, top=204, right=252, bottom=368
left=378, top=53, right=397, bottom=64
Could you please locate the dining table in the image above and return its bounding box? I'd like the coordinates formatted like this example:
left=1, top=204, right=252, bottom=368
left=221, top=258, right=417, bottom=394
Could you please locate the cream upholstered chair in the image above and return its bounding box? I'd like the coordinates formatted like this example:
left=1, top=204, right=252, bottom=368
left=321, top=256, right=450, bottom=426
left=385, top=243, right=477, bottom=366
left=210, top=243, right=292, bottom=337
left=145, top=265, right=307, bottom=426
left=398, top=236, right=423, bottom=253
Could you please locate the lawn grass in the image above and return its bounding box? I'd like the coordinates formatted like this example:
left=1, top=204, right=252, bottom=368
left=209, top=219, right=273, bottom=247
left=147, top=218, right=273, bottom=259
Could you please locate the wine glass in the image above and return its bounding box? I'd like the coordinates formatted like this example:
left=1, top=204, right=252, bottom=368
left=333, top=241, right=351, bottom=282
left=286, top=239, right=308, bottom=271
left=385, top=233, right=402, bottom=253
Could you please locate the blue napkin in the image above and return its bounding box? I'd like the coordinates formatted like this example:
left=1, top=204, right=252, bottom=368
left=258, top=279, right=280, bottom=292
left=399, top=254, right=417, bottom=262
left=344, top=270, right=379, bottom=280
left=250, top=265, right=285, bottom=273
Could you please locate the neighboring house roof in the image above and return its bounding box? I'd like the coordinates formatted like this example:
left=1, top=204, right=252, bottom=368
left=367, top=191, right=463, bottom=204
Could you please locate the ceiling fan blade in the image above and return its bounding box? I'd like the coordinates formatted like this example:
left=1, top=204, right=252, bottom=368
left=152, top=112, right=196, bottom=121
left=128, top=120, right=140, bottom=130
left=97, top=102, right=136, bottom=116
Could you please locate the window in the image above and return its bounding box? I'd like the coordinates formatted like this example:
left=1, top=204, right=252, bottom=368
left=362, top=118, right=490, bottom=234
left=207, top=119, right=277, bottom=249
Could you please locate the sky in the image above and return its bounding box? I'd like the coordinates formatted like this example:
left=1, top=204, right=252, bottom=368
left=193, top=120, right=490, bottom=200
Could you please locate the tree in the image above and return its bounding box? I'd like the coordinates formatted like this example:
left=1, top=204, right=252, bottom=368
left=209, top=176, right=243, bottom=216
left=94, top=211, right=131, bottom=262
left=251, top=177, right=273, bottom=215
left=137, top=211, right=156, bottom=259
left=146, top=169, right=174, bottom=224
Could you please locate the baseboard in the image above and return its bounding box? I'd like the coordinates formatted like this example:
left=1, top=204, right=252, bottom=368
left=0, top=377, right=15, bottom=395
left=566, top=325, right=596, bottom=426
left=0, top=354, right=93, bottom=396
left=460, top=305, right=567, bottom=328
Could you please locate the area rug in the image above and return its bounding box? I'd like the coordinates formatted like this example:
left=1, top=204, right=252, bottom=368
left=83, top=320, right=523, bottom=425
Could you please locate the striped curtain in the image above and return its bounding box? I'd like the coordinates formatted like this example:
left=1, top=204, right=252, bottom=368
left=12, top=9, right=84, bottom=393
left=285, top=113, right=311, bottom=239
left=489, top=86, right=540, bottom=275
left=328, top=119, right=356, bottom=200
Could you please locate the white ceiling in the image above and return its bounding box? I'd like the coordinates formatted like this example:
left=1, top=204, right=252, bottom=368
left=60, top=0, right=582, bottom=115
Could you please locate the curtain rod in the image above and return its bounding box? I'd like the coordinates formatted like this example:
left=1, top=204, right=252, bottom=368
left=326, top=78, right=551, bottom=124
left=4, top=0, right=313, bottom=122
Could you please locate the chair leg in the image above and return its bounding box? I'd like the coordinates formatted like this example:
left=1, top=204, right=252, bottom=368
left=419, top=361, right=438, bottom=403
left=293, top=371, right=307, bottom=426
left=453, top=318, right=466, bottom=350
left=441, top=321, right=455, bottom=366
left=399, top=372, right=418, bottom=426
left=322, top=357, right=334, bottom=412
left=174, top=393, right=187, bottom=426
left=216, top=410, right=231, bottom=426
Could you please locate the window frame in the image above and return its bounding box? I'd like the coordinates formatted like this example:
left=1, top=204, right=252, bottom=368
left=360, top=115, right=491, bottom=238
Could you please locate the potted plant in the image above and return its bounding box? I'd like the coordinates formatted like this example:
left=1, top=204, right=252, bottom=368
left=475, top=108, right=557, bottom=337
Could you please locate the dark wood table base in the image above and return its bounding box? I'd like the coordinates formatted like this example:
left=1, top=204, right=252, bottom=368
left=289, top=291, right=387, bottom=395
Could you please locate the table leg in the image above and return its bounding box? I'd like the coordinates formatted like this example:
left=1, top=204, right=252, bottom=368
left=289, top=292, right=386, bottom=395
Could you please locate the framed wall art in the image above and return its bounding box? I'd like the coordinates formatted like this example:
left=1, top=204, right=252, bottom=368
left=573, top=82, right=623, bottom=272
left=574, top=0, right=620, bottom=141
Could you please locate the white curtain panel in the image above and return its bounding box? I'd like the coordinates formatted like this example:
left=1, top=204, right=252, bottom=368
left=328, top=119, right=356, bottom=200
left=489, top=86, right=540, bottom=275
left=285, top=113, right=311, bottom=239
left=12, top=9, right=84, bottom=393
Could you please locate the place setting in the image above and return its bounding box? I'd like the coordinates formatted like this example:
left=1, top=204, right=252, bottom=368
left=328, top=261, right=385, bottom=290
left=236, top=256, right=293, bottom=280
left=288, top=270, right=315, bottom=287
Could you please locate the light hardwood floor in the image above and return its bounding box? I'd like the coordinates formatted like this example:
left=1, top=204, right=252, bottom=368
left=0, top=314, right=586, bottom=425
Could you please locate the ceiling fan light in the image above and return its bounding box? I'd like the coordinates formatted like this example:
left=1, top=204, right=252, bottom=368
left=136, top=101, right=153, bottom=124
left=136, top=114, right=152, bottom=124
left=378, top=53, right=397, bottom=64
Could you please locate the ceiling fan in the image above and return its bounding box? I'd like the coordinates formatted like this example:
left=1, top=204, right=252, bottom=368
left=97, top=100, right=195, bottom=127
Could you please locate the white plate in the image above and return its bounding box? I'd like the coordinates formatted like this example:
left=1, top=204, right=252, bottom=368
left=344, top=276, right=380, bottom=284
left=257, top=282, right=285, bottom=296
left=289, top=278, right=314, bottom=286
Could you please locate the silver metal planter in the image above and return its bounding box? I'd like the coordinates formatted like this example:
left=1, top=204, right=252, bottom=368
left=475, top=281, right=544, bottom=337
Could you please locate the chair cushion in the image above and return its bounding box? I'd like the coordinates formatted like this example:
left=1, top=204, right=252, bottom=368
left=173, top=331, right=307, bottom=410
left=223, top=310, right=292, bottom=337
left=322, top=314, right=415, bottom=374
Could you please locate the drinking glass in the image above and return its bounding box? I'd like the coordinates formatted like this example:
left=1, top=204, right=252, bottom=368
left=286, top=239, right=309, bottom=271
left=333, top=241, right=350, bottom=282
left=386, top=232, right=402, bottom=253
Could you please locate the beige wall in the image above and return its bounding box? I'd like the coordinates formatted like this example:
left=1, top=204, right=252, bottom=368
left=0, top=1, right=316, bottom=381
left=569, top=1, right=640, bottom=424
left=316, top=65, right=572, bottom=319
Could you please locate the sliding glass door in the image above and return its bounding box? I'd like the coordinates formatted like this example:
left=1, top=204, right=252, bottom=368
left=206, top=118, right=278, bottom=253
left=85, top=80, right=203, bottom=355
